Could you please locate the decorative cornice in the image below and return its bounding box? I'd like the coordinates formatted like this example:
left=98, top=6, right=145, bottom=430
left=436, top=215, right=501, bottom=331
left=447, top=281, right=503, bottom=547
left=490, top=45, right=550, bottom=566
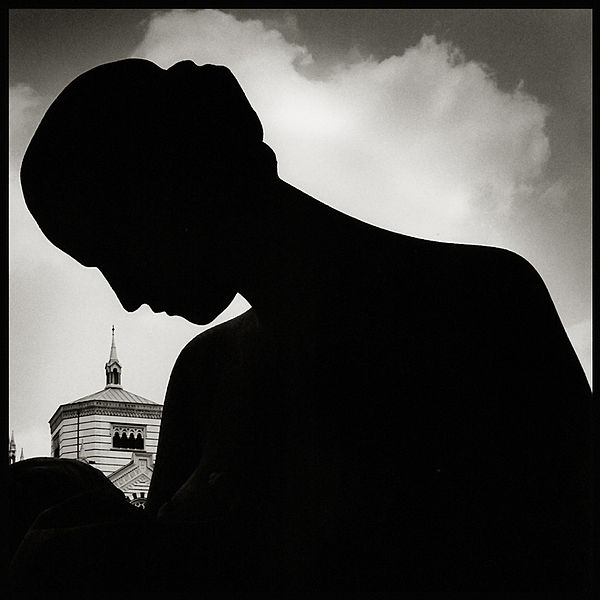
left=50, top=400, right=162, bottom=432
left=109, top=452, right=155, bottom=490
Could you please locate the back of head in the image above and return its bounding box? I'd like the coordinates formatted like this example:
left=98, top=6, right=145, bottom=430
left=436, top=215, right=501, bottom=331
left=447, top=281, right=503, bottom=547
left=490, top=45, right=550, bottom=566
left=21, top=58, right=277, bottom=263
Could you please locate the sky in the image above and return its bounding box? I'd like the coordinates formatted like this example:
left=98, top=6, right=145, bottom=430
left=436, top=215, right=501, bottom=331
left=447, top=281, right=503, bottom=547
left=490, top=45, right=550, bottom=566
left=9, top=9, right=592, bottom=459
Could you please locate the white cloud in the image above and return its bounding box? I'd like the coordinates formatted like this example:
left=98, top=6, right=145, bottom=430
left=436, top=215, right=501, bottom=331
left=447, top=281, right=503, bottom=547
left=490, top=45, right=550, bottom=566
left=261, top=11, right=302, bottom=45
left=9, top=84, right=47, bottom=167
left=131, top=8, right=591, bottom=386
left=9, top=10, right=590, bottom=456
left=134, top=10, right=551, bottom=243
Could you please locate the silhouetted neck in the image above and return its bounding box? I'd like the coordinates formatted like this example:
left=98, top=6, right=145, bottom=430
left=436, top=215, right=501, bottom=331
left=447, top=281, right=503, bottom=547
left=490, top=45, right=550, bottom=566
left=235, top=179, right=396, bottom=331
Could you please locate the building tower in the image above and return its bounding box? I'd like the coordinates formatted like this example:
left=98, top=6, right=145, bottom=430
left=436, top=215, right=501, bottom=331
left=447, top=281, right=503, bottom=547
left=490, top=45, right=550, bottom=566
left=9, top=431, right=16, bottom=465
left=105, top=325, right=121, bottom=387
left=49, top=328, right=163, bottom=507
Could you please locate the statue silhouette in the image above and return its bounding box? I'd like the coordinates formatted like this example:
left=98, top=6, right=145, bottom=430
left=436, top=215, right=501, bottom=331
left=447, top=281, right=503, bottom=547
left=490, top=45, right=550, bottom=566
left=14, top=59, right=591, bottom=595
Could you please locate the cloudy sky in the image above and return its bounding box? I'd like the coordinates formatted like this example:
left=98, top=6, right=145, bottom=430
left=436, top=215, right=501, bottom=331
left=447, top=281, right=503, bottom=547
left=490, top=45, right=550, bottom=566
left=9, top=9, right=591, bottom=458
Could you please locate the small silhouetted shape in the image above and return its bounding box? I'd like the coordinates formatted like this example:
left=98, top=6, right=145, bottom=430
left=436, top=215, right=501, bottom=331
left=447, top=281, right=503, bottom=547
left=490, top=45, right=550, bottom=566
left=16, top=58, right=591, bottom=595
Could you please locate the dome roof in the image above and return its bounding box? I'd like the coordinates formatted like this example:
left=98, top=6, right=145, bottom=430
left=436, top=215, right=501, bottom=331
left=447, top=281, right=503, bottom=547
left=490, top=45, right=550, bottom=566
left=70, top=387, right=158, bottom=405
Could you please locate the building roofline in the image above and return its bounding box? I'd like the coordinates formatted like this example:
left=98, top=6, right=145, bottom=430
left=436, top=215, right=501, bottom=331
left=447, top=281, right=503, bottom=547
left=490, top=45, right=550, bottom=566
left=49, top=399, right=163, bottom=432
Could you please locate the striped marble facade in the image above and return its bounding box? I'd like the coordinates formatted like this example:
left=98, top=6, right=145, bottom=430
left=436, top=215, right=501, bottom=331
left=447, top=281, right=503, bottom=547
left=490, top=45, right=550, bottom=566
left=48, top=328, right=163, bottom=506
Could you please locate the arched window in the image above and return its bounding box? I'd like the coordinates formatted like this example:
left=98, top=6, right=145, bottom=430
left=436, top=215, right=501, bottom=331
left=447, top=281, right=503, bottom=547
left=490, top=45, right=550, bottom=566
left=111, top=426, right=146, bottom=450
left=112, top=368, right=119, bottom=385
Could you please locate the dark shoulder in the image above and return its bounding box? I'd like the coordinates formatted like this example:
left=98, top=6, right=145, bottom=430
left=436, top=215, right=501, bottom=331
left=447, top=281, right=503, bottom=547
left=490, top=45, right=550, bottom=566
left=387, top=229, right=543, bottom=289
left=427, top=239, right=547, bottom=300
left=439, top=241, right=574, bottom=357
left=401, top=238, right=557, bottom=344
left=470, top=244, right=551, bottom=310
left=474, top=244, right=541, bottom=284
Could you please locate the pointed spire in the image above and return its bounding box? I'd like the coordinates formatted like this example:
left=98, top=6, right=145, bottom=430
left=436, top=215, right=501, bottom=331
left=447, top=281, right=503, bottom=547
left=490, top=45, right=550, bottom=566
left=9, top=431, right=16, bottom=465
left=19, top=448, right=24, bottom=461
left=105, top=326, right=123, bottom=388
left=109, top=325, right=119, bottom=362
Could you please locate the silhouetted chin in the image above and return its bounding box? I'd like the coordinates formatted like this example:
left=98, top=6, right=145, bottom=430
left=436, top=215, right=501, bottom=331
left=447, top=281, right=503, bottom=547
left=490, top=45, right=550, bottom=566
left=181, top=293, right=238, bottom=326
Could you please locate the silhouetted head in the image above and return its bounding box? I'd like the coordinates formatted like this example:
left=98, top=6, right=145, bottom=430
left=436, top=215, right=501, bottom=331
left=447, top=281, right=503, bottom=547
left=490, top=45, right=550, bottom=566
left=21, top=59, right=278, bottom=324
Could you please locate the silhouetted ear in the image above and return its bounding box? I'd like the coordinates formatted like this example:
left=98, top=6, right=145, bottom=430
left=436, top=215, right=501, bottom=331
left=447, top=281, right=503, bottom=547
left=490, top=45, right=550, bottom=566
left=174, top=62, right=265, bottom=148
left=163, top=63, right=278, bottom=192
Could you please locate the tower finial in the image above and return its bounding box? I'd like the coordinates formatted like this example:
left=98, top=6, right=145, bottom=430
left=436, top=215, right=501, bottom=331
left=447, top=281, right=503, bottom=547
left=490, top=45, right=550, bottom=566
left=109, top=325, right=118, bottom=362
left=9, top=431, right=16, bottom=465
left=105, top=326, right=122, bottom=388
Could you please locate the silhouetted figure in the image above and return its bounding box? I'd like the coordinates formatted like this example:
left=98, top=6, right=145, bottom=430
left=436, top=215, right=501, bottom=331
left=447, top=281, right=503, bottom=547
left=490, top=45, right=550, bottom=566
left=15, top=59, right=591, bottom=595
